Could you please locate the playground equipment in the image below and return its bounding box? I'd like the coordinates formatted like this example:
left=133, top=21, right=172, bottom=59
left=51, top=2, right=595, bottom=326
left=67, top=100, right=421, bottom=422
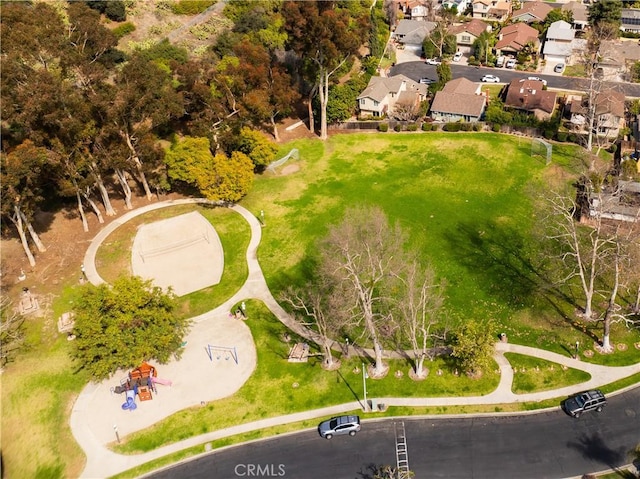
left=205, top=344, right=239, bottom=364
left=266, top=148, right=299, bottom=174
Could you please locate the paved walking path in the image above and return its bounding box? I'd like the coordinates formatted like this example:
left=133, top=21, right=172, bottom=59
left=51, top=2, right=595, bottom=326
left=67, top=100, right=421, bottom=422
left=74, top=199, right=640, bottom=479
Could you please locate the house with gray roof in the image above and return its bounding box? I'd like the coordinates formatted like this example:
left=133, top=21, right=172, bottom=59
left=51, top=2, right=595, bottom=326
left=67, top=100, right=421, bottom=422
left=429, top=78, right=487, bottom=122
left=561, top=1, right=588, bottom=30
left=393, top=19, right=437, bottom=51
left=357, top=75, right=428, bottom=118
left=543, top=20, right=576, bottom=65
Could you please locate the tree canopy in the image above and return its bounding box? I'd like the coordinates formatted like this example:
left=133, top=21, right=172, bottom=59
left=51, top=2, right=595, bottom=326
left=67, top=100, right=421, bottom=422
left=71, top=276, right=188, bottom=380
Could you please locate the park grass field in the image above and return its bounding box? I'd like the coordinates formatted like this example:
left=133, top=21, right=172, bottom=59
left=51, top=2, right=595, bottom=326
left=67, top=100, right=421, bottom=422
left=3, top=132, right=639, bottom=479
left=243, top=132, right=640, bottom=360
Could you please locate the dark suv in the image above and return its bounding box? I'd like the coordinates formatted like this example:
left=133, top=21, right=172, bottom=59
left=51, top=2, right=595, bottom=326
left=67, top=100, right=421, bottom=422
left=318, top=415, right=361, bottom=439
left=563, top=390, right=606, bottom=418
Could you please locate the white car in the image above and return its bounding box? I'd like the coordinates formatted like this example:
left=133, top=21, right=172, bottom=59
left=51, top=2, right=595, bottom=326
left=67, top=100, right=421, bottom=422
left=481, top=74, right=500, bottom=83
left=505, top=58, right=517, bottom=69
left=419, top=77, right=436, bottom=84
left=453, top=52, right=463, bottom=62
left=527, top=76, right=547, bottom=86
left=425, top=58, right=442, bottom=65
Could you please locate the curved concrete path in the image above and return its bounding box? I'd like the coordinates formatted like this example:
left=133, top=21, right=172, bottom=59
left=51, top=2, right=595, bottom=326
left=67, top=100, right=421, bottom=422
left=73, top=199, right=640, bottom=479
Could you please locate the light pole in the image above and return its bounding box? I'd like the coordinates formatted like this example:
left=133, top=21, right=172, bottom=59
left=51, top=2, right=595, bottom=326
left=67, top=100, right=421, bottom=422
left=575, top=341, right=580, bottom=359
left=113, top=424, right=120, bottom=444
left=362, top=362, right=368, bottom=412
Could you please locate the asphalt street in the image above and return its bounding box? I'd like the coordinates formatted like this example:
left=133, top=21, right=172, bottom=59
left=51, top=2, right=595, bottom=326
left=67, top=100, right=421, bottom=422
left=146, top=388, right=640, bottom=479
left=390, top=62, right=640, bottom=97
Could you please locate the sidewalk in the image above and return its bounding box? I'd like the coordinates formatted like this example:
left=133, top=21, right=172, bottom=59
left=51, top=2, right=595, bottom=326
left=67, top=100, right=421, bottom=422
left=74, top=199, right=640, bottom=479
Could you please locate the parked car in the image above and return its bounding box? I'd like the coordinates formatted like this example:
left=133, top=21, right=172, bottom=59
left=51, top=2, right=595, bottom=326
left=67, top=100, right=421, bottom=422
left=563, top=390, right=606, bottom=418
left=419, top=77, right=436, bottom=84
left=505, top=58, right=517, bottom=69
left=496, top=56, right=505, bottom=67
left=425, top=58, right=442, bottom=65
left=481, top=74, right=500, bottom=83
left=453, top=52, right=463, bottom=62
left=527, top=76, right=548, bottom=86
left=554, top=62, right=565, bottom=73
left=318, top=415, right=361, bottom=439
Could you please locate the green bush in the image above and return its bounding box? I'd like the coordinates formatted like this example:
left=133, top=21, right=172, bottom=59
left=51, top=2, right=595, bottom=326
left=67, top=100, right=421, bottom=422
left=394, top=124, right=403, bottom=132
left=567, top=134, right=578, bottom=143
left=112, top=22, right=136, bottom=39
left=170, top=0, right=216, bottom=15
left=608, top=144, right=617, bottom=153
left=543, top=129, right=554, bottom=140
left=556, top=131, right=568, bottom=142
left=407, top=124, right=418, bottom=131
left=378, top=123, right=389, bottom=132
left=443, top=123, right=461, bottom=132
left=421, top=123, right=430, bottom=131
left=492, top=124, right=501, bottom=132
left=473, top=123, right=482, bottom=132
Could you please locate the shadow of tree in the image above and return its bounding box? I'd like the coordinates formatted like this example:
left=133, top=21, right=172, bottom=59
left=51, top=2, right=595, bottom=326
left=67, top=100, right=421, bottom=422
left=567, top=432, right=627, bottom=473
left=443, top=219, right=603, bottom=343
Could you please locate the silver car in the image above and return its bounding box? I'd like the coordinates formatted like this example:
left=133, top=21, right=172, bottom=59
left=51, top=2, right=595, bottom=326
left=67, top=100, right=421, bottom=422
left=318, top=415, right=361, bottom=439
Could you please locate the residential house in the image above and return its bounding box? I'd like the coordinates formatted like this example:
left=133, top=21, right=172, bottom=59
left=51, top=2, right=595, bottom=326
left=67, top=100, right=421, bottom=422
left=598, top=40, right=640, bottom=81
left=543, top=20, right=576, bottom=65
left=449, top=19, right=491, bottom=53
left=567, top=89, right=626, bottom=139
left=442, top=0, right=472, bottom=16
left=561, top=1, right=588, bottom=30
left=621, top=8, right=640, bottom=34
left=357, top=75, right=428, bottom=118
left=472, top=0, right=512, bottom=23
left=589, top=181, right=640, bottom=223
left=393, top=19, right=437, bottom=53
left=511, top=0, right=553, bottom=24
left=395, top=0, right=431, bottom=21
left=494, top=23, right=540, bottom=56
left=504, top=78, right=556, bottom=120
left=430, top=77, right=487, bottom=122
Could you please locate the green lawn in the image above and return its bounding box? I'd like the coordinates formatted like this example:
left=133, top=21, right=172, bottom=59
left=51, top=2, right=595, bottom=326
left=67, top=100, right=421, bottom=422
left=504, top=352, right=591, bottom=394
left=3, top=132, right=639, bottom=479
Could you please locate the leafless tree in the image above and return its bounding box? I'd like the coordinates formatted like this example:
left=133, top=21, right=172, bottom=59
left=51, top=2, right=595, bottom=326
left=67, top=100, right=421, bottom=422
left=281, top=281, right=345, bottom=369
left=544, top=177, right=617, bottom=320
left=383, top=0, right=398, bottom=26
left=392, top=101, right=420, bottom=122
left=319, top=206, right=405, bottom=377
left=572, top=24, right=621, bottom=161
left=390, top=254, right=446, bottom=378
left=544, top=175, right=640, bottom=351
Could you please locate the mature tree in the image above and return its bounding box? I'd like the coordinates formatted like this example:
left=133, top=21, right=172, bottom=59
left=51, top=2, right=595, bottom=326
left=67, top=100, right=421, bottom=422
left=542, top=175, right=640, bottom=351
left=319, top=206, right=405, bottom=377
left=283, top=1, right=369, bottom=140
left=1, top=141, right=50, bottom=266
left=281, top=281, right=345, bottom=369
left=543, top=9, right=574, bottom=33
left=436, top=62, right=452, bottom=85
left=165, top=136, right=254, bottom=202
left=391, top=255, right=445, bottom=378
left=0, top=297, right=25, bottom=368
left=588, top=0, right=622, bottom=38
left=109, top=55, right=184, bottom=200
left=71, top=276, right=188, bottom=380
left=473, top=31, right=494, bottom=65
left=225, top=127, right=279, bottom=170
left=422, top=10, right=456, bottom=58
left=451, top=320, right=496, bottom=376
